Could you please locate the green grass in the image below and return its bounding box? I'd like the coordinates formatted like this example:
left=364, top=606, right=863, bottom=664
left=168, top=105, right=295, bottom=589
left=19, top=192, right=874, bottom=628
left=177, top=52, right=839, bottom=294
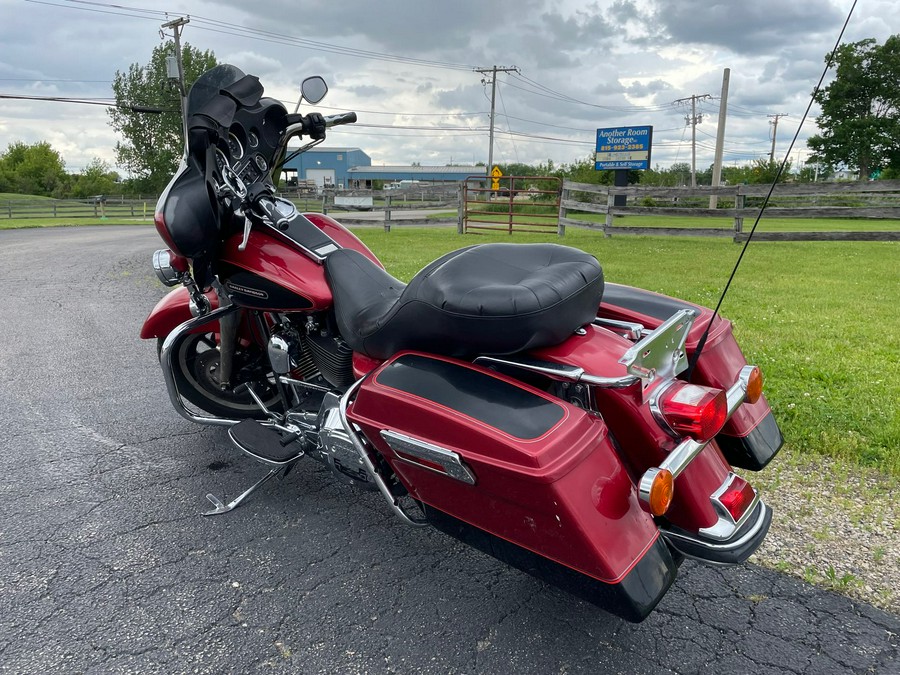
left=0, top=216, right=152, bottom=229
left=351, top=227, right=900, bottom=477
left=0, top=192, right=55, bottom=200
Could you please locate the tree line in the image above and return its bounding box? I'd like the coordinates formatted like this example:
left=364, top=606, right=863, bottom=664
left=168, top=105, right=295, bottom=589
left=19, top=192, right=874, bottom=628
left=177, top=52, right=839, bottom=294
left=0, top=141, right=119, bottom=199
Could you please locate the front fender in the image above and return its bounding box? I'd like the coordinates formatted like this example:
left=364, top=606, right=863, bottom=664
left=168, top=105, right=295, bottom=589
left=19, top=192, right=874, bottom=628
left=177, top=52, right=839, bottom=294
left=140, top=287, right=219, bottom=339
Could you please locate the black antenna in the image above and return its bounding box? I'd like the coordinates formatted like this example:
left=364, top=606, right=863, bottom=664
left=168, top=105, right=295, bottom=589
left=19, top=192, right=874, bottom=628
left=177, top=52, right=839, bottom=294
left=685, top=0, right=858, bottom=379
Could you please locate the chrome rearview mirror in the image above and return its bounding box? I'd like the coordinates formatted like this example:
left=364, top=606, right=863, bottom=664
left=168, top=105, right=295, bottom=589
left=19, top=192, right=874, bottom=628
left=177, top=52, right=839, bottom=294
left=300, top=76, right=328, bottom=105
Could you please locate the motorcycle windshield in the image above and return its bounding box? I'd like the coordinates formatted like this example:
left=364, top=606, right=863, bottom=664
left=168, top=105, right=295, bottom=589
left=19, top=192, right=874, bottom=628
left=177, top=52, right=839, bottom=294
left=186, top=64, right=247, bottom=117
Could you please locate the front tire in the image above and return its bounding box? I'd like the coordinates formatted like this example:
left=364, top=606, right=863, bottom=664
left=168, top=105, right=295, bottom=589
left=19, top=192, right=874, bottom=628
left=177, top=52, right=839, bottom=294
left=158, top=332, right=282, bottom=419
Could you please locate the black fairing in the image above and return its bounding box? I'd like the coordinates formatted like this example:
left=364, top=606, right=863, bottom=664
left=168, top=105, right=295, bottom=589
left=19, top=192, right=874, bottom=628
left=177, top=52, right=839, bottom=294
left=159, top=149, right=222, bottom=259
left=156, top=66, right=268, bottom=260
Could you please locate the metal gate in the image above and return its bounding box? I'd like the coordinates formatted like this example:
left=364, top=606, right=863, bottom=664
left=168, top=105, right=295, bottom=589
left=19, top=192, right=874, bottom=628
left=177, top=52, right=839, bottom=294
left=461, top=175, right=561, bottom=234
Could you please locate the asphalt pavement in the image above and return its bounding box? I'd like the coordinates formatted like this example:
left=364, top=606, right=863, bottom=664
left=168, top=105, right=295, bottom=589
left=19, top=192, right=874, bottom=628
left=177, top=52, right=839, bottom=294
left=0, top=225, right=897, bottom=674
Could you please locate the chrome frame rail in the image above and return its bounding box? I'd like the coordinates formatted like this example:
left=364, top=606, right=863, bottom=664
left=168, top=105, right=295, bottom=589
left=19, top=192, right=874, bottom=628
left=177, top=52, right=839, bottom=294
left=473, top=356, right=639, bottom=389
left=338, top=379, right=428, bottom=527
left=159, top=304, right=243, bottom=427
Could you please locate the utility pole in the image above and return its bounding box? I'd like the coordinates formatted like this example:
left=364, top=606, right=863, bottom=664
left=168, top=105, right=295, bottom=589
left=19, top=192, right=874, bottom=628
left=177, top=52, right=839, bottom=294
left=710, top=69, right=730, bottom=209
left=474, top=66, right=519, bottom=180
left=674, top=93, right=711, bottom=187
left=768, top=113, right=788, bottom=163
left=161, top=16, right=190, bottom=150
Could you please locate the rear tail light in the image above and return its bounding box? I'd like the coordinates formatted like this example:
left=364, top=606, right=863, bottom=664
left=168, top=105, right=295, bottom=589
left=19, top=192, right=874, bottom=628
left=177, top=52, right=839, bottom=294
left=715, top=473, right=757, bottom=522
left=655, top=381, right=727, bottom=442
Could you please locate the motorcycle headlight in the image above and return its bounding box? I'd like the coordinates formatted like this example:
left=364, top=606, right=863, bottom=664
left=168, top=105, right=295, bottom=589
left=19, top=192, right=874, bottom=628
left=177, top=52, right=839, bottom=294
left=152, top=249, right=185, bottom=287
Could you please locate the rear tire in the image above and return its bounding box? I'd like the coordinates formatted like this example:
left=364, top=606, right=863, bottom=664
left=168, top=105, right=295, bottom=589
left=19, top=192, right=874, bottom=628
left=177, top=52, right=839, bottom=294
left=158, top=332, right=282, bottom=419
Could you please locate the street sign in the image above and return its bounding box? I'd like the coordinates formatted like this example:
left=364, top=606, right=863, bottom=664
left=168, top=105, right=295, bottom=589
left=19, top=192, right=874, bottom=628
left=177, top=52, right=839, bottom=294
left=491, top=165, right=502, bottom=190
left=595, top=126, right=653, bottom=170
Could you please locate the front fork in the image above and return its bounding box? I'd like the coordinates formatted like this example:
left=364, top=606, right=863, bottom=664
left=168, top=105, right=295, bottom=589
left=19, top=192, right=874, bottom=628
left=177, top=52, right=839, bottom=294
left=216, top=286, right=240, bottom=388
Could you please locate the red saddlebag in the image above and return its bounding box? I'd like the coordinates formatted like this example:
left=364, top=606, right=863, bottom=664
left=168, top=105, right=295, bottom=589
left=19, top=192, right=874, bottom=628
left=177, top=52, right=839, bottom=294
left=347, top=351, right=678, bottom=622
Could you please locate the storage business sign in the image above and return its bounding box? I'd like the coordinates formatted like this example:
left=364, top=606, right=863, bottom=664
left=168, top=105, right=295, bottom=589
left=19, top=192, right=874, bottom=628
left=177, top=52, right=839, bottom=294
left=595, top=126, right=653, bottom=170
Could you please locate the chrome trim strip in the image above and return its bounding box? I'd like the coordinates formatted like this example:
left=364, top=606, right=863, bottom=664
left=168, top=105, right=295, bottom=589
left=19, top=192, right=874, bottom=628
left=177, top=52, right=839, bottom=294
left=473, top=356, right=639, bottom=389
left=380, top=430, right=476, bottom=485
left=159, top=305, right=243, bottom=427
left=658, top=437, right=705, bottom=479
left=661, top=502, right=770, bottom=552
left=647, top=379, right=679, bottom=438
left=337, top=379, right=427, bottom=527
left=726, top=365, right=758, bottom=415
left=278, top=376, right=332, bottom=393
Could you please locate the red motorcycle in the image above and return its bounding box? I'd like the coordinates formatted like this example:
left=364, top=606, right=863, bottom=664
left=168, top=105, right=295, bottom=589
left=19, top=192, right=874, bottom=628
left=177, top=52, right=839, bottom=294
left=141, top=64, right=782, bottom=622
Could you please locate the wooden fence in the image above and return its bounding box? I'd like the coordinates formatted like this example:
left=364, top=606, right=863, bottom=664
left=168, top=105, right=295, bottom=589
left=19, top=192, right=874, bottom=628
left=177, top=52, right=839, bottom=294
left=2, top=196, right=159, bottom=220
left=558, top=180, right=900, bottom=241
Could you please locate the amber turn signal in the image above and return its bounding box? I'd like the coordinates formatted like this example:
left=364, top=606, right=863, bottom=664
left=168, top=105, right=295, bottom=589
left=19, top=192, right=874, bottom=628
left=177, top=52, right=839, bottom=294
left=744, top=366, right=763, bottom=404
left=639, top=467, right=675, bottom=517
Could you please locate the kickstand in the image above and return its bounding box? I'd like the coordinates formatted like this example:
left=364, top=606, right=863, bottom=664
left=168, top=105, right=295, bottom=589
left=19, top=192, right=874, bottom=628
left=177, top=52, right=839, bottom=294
left=202, top=467, right=282, bottom=516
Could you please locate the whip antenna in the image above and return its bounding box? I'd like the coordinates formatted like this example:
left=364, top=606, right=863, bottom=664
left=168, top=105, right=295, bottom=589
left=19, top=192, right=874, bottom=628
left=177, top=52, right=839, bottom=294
left=685, top=0, right=858, bottom=378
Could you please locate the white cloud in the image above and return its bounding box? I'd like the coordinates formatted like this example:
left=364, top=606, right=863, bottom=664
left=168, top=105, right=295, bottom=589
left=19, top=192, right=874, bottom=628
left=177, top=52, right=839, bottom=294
left=0, top=0, right=889, bottom=175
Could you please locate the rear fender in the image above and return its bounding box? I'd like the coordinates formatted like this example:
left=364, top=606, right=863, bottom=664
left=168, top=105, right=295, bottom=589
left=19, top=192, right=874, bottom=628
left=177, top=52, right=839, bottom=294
left=140, top=287, right=220, bottom=339
left=597, top=283, right=783, bottom=470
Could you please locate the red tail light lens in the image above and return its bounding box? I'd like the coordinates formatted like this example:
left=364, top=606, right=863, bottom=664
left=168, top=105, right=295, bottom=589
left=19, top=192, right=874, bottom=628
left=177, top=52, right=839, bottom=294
left=657, top=382, right=728, bottom=442
left=716, top=474, right=757, bottom=522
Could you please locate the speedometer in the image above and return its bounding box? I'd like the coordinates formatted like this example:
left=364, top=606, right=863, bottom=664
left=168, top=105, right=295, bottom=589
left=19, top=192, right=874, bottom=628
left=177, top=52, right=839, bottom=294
left=227, top=132, right=244, bottom=160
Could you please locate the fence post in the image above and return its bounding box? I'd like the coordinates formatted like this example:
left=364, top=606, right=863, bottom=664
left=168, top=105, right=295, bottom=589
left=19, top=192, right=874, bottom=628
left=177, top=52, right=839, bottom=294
left=557, top=183, right=567, bottom=236
left=457, top=183, right=465, bottom=234
left=6, top=201, right=10, bottom=219
left=734, top=188, right=745, bottom=242
left=384, top=195, right=392, bottom=233
left=604, top=188, right=614, bottom=238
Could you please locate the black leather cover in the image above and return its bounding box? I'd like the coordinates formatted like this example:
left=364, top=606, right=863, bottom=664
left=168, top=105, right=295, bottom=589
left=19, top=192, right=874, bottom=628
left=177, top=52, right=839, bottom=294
left=326, top=243, right=603, bottom=359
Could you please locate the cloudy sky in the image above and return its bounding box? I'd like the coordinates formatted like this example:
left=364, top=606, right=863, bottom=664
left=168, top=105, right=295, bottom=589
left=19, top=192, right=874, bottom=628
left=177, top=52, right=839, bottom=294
left=0, top=0, right=892, bottom=177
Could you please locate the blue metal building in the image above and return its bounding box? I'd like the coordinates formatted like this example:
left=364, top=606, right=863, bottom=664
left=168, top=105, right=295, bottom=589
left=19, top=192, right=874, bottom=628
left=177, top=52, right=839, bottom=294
left=281, top=147, right=482, bottom=189
left=282, top=147, right=371, bottom=190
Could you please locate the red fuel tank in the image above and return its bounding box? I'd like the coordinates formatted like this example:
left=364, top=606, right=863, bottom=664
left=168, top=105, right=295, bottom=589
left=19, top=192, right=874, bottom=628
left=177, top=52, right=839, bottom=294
left=217, top=213, right=382, bottom=312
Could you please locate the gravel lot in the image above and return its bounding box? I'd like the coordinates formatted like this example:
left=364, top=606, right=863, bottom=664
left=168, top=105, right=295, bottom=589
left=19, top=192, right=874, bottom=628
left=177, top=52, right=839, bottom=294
left=747, top=456, right=899, bottom=613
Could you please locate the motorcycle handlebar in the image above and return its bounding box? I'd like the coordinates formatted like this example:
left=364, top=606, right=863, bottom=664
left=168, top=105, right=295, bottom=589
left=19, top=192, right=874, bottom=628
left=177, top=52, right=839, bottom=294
left=324, top=112, right=357, bottom=127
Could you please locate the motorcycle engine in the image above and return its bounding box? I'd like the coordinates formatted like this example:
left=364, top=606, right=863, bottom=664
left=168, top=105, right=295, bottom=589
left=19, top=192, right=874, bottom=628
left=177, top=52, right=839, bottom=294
left=310, top=392, right=379, bottom=491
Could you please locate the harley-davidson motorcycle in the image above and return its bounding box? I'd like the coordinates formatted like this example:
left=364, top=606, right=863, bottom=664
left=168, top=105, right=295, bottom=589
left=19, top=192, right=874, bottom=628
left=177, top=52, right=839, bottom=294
left=141, top=64, right=783, bottom=622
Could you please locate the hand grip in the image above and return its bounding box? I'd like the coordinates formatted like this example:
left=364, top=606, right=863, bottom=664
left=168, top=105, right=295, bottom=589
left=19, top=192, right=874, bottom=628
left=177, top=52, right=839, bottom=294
left=325, top=112, right=357, bottom=127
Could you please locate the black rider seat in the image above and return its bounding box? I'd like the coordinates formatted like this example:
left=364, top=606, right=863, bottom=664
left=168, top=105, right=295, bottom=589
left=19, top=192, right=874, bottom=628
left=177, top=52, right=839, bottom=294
left=324, top=243, right=604, bottom=360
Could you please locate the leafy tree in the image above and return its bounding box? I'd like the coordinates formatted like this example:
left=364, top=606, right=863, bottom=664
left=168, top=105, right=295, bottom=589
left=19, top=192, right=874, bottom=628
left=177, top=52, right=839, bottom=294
left=554, top=154, right=640, bottom=185
left=108, top=41, right=217, bottom=194
left=807, top=36, right=900, bottom=179
left=70, top=158, right=119, bottom=199
left=0, top=141, right=67, bottom=196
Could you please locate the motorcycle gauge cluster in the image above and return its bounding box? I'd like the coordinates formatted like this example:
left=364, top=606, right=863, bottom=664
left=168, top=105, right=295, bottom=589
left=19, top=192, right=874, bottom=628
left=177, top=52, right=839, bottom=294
left=227, top=132, right=244, bottom=160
